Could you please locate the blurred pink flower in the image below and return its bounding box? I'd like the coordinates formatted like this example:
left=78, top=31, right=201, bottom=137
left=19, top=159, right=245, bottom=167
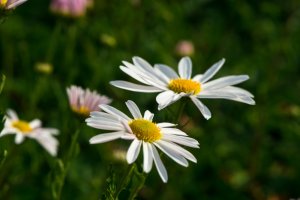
left=50, top=0, right=93, bottom=17
left=175, top=40, right=195, bottom=56
left=66, top=85, right=112, bottom=116
left=0, top=0, right=27, bottom=9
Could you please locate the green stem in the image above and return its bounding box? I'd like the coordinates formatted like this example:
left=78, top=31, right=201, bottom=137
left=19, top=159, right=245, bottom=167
left=52, top=130, right=80, bottom=200
left=0, top=74, right=5, bottom=94
left=46, top=21, right=62, bottom=62
left=128, top=168, right=148, bottom=200
left=63, top=24, right=77, bottom=67
left=0, top=150, right=7, bottom=170
left=114, top=164, right=136, bottom=199
left=175, top=98, right=188, bottom=124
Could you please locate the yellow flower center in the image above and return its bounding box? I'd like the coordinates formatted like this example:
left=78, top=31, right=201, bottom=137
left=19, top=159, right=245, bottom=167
left=12, top=120, right=32, bottom=133
left=129, top=119, right=161, bottom=143
left=72, top=106, right=90, bottom=116
left=168, top=78, right=201, bottom=95
left=0, top=0, right=7, bottom=6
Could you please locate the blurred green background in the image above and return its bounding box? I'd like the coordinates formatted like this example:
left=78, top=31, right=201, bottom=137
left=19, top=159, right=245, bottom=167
left=1, top=0, right=300, bottom=199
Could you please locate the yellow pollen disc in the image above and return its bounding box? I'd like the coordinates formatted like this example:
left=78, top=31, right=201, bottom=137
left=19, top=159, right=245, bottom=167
left=168, top=78, right=201, bottom=95
left=72, top=106, right=90, bottom=116
left=12, top=120, right=32, bottom=133
left=1, top=0, right=8, bottom=6
left=129, top=119, right=161, bottom=143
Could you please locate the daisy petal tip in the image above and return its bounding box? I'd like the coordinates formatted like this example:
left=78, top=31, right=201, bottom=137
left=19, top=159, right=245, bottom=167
left=204, top=115, right=211, bottom=120
left=89, top=138, right=97, bottom=144
left=143, top=168, right=151, bottom=173
left=126, top=153, right=136, bottom=164
left=162, top=177, right=168, bottom=183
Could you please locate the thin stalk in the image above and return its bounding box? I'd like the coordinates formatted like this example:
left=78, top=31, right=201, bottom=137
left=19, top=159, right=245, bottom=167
left=46, top=21, right=62, bottom=62
left=52, top=130, right=80, bottom=200
left=175, top=98, right=188, bottom=124
left=114, top=163, right=136, bottom=199
left=0, top=150, right=7, bottom=170
left=128, top=168, right=148, bottom=200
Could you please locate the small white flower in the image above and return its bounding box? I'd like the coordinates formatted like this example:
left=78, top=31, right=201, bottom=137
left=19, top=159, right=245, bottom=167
left=86, top=100, right=199, bottom=183
left=0, top=0, right=27, bottom=9
left=66, top=85, right=112, bottom=116
left=0, top=109, right=59, bottom=156
left=110, top=56, right=255, bottom=119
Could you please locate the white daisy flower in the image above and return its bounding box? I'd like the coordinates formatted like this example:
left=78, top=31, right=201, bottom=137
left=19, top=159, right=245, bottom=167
left=110, top=56, right=255, bottom=119
left=0, top=109, right=59, bottom=156
left=66, top=85, right=112, bottom=116
left=86, top=100, right=199, bottom=183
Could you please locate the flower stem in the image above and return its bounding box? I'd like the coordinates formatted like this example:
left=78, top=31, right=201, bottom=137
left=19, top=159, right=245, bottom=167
left=175, top=98, right=188, bottom=124
left=51, top=130, right=80, bottom=200
left=46, top=21, right=62, bottom=62
left=128, top=168, right=148, bottom=200
left=114, top=163, right=136, bottom=199
left=0, top=150, right=7, bottom=170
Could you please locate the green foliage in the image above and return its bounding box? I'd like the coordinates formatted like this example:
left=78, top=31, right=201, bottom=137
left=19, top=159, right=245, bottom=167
left=102, top=165, right=117, bottom=200
left=0, top=150, right=7, bottom=170
left=0, top=74, right=5, bottom=94
left=0, top=0, right=300, bottom=200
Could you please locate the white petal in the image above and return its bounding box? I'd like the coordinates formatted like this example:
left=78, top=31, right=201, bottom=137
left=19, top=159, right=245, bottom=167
left=120, top=134, right=136, bottom=140
left=29, top=119, right=41, bottom=129
left=15, top=134, right=25, bottom=144
left=157, top=123, right=177, bottom=128
left=221, top=86, right=254, bottom=97
left=143, top=142, right=153, bottom=173
left=0, top=128, right=16, bottom=137
left=154, top=142, right=189, bottom=167
left=154, top=64, right=179, bottom=80
left=132, top=57, right=155, bottom=74
left=150, top=145, right=168, bottom=183
left=89, top=115, right=120, bottom=124
left=190, top=97, right=211, bottom=120
left=158, top=140, right=197, bottom=163
left=161, top=128, right=187, bottom=136
left=34, top=133, right=59, bottom=156
left=110, top=81, right=162, bottom=93
left=89, top=132, right=125, bottom=144
left=153, top=67, right=171, bottom=83
left=120, top=65, right=150, bottom=85
left=120, top=119, right=133, bottom=134
left=156, top=91, right=178, bottom=110
left=198, top=90, right=255, bottom=105
left=126, top=139, right=142, bottom=164
left=90, top=111, right=119, bottom=121
left=37, top=128, right=59, bottom=135
left=122, top=63, right=168, bottom=86
left=178, top=57, right=192, bottom=79
left=86, top=118, right=124, bottom=131
left=7, top=0, right=27, bottom=9
left=132, top=57, right=168, bottom=86
left=143, top=110, right=154, bottom=121
left=99, top=104, right=131, bottom=121
left=156, top=91, right=174, bottom=105
left=7, top=109, right=18, bottom=120
left=125, top=100, right=142, bottom=119
left=199, top=58, right=225, bottom=83
left=135, top=73, right=168, bottom=90
left=162, top=134, right=200, bottom=148
left=202, top=75, right=249, bottom=90
left=192, top=74, right=203, bottom=82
